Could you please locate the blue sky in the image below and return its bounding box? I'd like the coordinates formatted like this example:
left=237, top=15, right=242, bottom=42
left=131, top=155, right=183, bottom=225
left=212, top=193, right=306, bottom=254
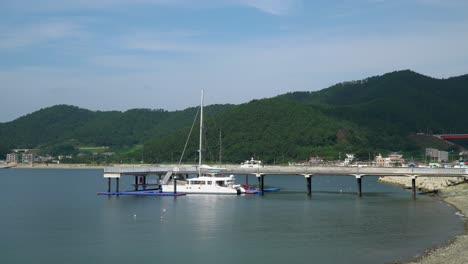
left=1, top=0, right=468, bottom=122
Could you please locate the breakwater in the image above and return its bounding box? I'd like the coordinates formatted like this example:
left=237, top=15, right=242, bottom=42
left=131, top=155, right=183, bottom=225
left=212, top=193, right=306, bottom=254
left=379, top=176, right=467, bottom=192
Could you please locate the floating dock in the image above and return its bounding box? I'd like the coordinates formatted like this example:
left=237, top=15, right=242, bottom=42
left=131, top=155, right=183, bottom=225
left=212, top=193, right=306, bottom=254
left=97, top=190, right=186, bottom=196
left=245, top=187, right=281, bottom=194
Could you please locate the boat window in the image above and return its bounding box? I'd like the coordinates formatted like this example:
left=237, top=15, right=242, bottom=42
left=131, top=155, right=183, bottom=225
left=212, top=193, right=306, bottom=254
left=207, top=181, right=212, bottom=184
left=191, top=180, right=206, bottom=185
left=216, top=181, right=225, bottom=187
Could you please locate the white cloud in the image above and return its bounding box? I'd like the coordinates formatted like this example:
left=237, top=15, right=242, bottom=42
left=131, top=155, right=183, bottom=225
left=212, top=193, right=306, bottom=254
left=121, top=31, right=202, bottom=52
left=415, top=0, right=468, bottom=7
left=2, top=23, right=468, bottom=122
left=0, top=21, right=84, bottom=49
left=239, top=0, right=302, bottom=15
left=0, top=0, right=303, bottom=16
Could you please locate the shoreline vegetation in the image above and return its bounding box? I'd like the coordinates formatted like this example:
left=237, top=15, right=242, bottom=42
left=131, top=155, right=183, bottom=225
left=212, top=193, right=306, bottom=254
left=6, top=164, right=468, bottom=263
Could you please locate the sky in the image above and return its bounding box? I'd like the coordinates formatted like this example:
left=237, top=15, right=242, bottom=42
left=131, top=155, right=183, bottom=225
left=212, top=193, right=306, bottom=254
left=1, top=0, right=468, bottom=122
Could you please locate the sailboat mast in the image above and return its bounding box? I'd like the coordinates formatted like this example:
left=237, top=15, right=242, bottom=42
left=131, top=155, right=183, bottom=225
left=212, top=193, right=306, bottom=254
left=219, top=128, right=222, bottom=164
left=199, top=89, right=204, bottom=173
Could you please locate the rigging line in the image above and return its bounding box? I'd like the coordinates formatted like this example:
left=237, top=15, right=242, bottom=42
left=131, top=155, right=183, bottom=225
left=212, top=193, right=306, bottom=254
left=178, top=106, right=200, bottom=165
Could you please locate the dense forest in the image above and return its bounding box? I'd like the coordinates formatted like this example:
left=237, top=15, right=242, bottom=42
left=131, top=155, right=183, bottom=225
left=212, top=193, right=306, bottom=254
left=1, top=70, right=467, bottom=164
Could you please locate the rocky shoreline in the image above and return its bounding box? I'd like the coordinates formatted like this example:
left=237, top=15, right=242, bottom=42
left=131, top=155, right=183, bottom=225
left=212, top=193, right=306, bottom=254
left=379, top=176, right=468, bottom=264
left=378, top=176, right=467, bottom=193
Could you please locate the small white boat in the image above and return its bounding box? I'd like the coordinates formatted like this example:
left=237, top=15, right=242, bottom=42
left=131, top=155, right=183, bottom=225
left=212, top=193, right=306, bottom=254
left=240, top=157, right=263, bottom=168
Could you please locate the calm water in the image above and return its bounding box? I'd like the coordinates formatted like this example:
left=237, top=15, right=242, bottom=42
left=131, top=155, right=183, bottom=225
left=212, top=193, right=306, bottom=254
left=0, top=169, right=464, bottom=264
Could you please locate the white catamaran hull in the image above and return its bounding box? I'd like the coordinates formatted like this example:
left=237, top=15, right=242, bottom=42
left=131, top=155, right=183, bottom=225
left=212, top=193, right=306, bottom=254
left=161, top=175, right=245, bottom=194
left=161, top=184, right=244, bottom=194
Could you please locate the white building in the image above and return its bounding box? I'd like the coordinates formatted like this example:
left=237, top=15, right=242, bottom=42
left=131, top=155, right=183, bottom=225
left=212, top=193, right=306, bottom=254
left=426, top=148, right=448, bottom=162
left=375, top=153, right=405, bottom=167
left=22, top=154, right=34, bottom=164
left=6, top=153, right=18, bottom=163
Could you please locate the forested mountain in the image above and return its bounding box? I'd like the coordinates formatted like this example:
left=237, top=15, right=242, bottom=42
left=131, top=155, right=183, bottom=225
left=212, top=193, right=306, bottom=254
left=1, top=70, right=467, bottom=163
left=280, top=70, right=468, bottom=134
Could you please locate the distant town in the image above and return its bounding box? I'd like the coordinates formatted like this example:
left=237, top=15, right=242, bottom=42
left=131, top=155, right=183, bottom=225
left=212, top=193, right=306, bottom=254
left=290, top=148, right=467, bottom=168
left=2, top=147, right=467, bottom=169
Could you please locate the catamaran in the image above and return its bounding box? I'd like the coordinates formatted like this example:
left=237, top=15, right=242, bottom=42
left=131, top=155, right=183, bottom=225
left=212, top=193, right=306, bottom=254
left=161, top=90, right=245, bottom=195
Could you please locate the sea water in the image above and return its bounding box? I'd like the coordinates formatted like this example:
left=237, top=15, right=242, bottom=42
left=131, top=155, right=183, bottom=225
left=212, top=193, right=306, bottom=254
left=0, top=169, right=464, bottom=264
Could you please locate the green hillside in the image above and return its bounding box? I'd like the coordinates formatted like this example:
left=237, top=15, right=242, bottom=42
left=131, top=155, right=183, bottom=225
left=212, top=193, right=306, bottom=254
left=281, top=70, right=468, bottom=134
left=146, top=70, right=468, bottom=163
left=1, top=70, right=467, bottom=163
left=145, top=97, right=366, bottom=163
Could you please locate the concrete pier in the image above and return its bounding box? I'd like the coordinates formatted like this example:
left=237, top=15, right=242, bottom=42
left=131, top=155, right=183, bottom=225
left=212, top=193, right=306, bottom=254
left=255, top=173, right=264, bottom=195
left=356, top=175, right=362, bottom=197
left=102, top=165, right=468, bottom=197
left=305, top=174, right=312, bottom=196
left=411, top=176, right=417, bottom=199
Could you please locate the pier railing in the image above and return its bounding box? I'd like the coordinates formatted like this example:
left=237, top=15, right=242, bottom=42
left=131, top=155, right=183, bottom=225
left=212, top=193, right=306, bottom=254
left=104, top=165, right=468, bottom=177
left=221, top=166, right=468, bottom=177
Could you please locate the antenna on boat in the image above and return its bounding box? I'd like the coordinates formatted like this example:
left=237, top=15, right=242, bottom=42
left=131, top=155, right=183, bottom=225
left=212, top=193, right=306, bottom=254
left=198, top=89, right=204, bottom=177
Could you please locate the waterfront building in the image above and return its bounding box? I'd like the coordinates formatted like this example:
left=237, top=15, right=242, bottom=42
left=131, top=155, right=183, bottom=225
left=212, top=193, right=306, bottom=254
left=6, top=153, right=18, bottom=163
left=375, top=153, right=405, bottom=167
left=426, top=148, right=448, bottom=162
left=22, top=154, right=34, bottom=164
left=375, top=154, right=388, bottom=167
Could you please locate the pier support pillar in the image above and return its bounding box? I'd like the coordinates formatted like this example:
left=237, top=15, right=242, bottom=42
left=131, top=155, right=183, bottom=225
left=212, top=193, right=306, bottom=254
left=143, top=176, right=147, bottom=190
left=116, top=178, right=120, bottom=193
left=411, top=175, right=417, bottom=199
left=173, top=175, right=177, bottom=194
left=260, top=175, right=264, bottom=195
left=245, top=174, right=249, bottom=185
left=134, top=176, right=138, bottom=191
left=107, top=178, right=111, bottom=193
left=304, top=174, right=312, bottom=196
left=158, top=175, right=162, bottom=190
left=255, top=173, right=264, bottom=195
left=354, top=175, right=363, bottom=197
